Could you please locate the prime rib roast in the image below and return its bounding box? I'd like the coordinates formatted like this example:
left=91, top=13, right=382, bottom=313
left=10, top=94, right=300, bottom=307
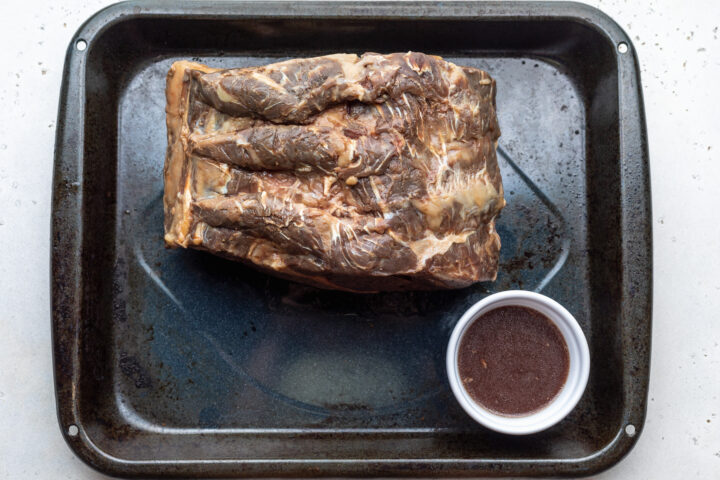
left=163, top=52, right=504, bottom=292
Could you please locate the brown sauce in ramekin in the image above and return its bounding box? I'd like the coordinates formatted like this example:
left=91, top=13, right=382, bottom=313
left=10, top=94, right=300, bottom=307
left=457, top=306, right=569, bottom=416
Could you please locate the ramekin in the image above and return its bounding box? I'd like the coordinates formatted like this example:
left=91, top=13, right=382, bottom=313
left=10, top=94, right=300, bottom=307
left=446, top=290, right=590, bottom=435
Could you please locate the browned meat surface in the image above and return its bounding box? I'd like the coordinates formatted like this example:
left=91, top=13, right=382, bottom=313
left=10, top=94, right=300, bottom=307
left=164, top=52, right=504, bottom=292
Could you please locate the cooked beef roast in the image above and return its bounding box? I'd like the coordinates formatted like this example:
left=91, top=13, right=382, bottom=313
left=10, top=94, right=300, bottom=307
left=164, top=52, right=504, bottom=292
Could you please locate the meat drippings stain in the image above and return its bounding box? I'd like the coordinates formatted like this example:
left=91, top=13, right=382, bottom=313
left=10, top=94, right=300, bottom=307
left=458, top=306, right=569, bottom=416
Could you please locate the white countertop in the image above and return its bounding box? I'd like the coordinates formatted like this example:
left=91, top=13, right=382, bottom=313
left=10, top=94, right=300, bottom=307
left=1, top=0, right=718, bottom=478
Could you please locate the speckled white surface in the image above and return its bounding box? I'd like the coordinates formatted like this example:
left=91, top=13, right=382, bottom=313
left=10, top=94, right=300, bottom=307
left=0, top=1, right=718, bottom=478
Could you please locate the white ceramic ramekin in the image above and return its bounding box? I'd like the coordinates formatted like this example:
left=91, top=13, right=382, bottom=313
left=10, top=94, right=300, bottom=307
left=446, top=290, right=590, bottom=435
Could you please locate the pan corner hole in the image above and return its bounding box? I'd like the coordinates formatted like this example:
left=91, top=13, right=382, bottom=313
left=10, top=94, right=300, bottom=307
left=625, top=424, right=636, bottom=437
left=68, top=424, right=79, bottom=437
left=75, top=39, right=87, bottom=52
left=617, top=42, right=629, bottom=54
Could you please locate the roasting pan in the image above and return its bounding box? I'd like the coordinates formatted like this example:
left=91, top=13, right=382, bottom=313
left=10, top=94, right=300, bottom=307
left=52, top=1, right=651, bottom=477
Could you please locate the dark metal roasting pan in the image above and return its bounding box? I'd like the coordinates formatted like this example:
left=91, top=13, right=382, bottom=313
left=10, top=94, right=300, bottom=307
left=52, top=1, right=651, bottom=477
